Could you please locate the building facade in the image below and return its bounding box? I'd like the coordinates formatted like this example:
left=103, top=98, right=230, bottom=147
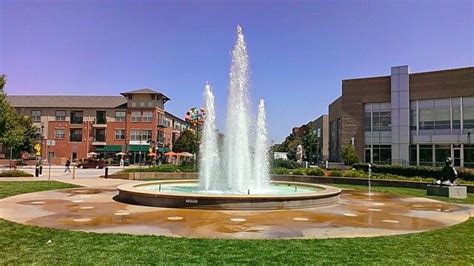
left=329, top=66, right=474, bottom=167
left=291, top=114, right=329, bottom=162
left=6, top=88, right=188, bottom=164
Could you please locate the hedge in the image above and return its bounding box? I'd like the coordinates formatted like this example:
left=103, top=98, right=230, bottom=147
left=353, top=163, right=474, bottom=181
left=273, top=159, right=301, bottom=169
left=121, top=164, right=195, bottom=173
left=0, top=170, right=33, bottom=177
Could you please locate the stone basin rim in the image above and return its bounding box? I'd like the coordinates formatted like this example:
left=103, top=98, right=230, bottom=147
left=117, top=180, right=342, bottom=200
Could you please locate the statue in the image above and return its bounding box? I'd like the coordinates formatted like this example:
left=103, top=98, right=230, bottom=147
left=296, top=144, right=304, bottom=163
left=433, top=157, right=458, bottom=186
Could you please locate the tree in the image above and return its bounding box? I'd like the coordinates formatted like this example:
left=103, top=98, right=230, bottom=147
left=302, top=130, right=318, bottom=163
left=0, top=75, right=38, bottom=157
left=0, top=74, right=6, bottom=91
left=173, top=129, right=197, bottom=153
left=341, top=144, right=359, bottom=166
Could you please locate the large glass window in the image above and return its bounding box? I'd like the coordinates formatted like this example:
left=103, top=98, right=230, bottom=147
left=419, top=109, right=434, bottom=130
left=31, top=110, right=41, bottom=122
left=115, top=111, right=126, bottom=122
left=370, top=145, right=391, bottom=164
left=434, top=99, right=450, bottom=131
left=70, top=111, right=83, bottom=124
left=364, top=111, right=371, bottom=131
left=410, top=145, right=417, bottom=165
left=464, top=106, right=474, bottom=129
left=464, top=145, right=474, bottom=168
left=69, top=129, right=82, bottom=142
left=419, top=145, right=433, bottom=166
left=55, top=110, right=66, bottom=121
left=410, top=109, right=417, bottom=131
left=94, top=129, right=106, bottom=142
left=452, top=99, right=461, bottom=130
left=435, top=145, right=451, bottom=166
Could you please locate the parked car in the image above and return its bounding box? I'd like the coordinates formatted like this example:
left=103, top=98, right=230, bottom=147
left=76, top=159, right=106, bottom=169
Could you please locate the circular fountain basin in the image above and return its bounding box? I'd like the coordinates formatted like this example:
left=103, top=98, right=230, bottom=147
left=117, top=180, right=341, bottom=210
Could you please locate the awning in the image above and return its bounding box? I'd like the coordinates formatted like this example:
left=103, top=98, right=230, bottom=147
left=157, top=147, right=170, bottom=153
left=128, top=145, right=150, bottom=152
left=95, top=145, right=122, bottom=152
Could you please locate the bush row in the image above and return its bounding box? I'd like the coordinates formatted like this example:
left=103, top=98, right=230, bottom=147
left=272, top=159, right=301, bottom=169
left=272, top=167, right=325, bottom=176
left=353, top=163, right=474, bottom=181
left=0, top=170, right=33, bottom=177
left=121, top=164, right=195, bottom=173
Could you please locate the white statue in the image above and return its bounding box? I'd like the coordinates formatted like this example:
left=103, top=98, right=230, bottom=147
left=296, top=144, right=304, bottom=163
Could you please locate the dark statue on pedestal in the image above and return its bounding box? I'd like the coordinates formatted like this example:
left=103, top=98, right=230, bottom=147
left=433, top=157, right=458, bottom=186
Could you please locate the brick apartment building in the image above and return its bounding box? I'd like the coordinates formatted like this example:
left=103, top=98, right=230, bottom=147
left=329, top=66, right=474, bottom=168
left=5, top=88, right=188, bottom=164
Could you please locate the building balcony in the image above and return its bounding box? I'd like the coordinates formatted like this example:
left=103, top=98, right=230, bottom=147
left=158, top=119, right=170, bottom=128
left=93, top=118, right=107, bottom=127
left=92, top=137, right=106, bottom=146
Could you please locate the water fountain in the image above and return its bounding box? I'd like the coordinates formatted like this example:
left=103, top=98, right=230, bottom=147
left=117, top=26, right=341, bottom=209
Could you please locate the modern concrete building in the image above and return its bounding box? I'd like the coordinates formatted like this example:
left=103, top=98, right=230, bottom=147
left=329, top=66, right=474, bottom=168
left=5, top=88, right=188, bottom=164
left=291, top=114, right=329, bottom=162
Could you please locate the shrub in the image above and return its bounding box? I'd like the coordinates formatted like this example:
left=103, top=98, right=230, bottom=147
left=291, top=168, right=307, bottom=175
left=328, top=170, right=342, bottom=177
left=122, top=164, right=195, bottom=173
left=305, top=167, right=324, bottom=176
left=341, top=144, right=359, bottom=166
left=273, top=159, right=300, bottom=169
left=0, top=170, right=33, bottom=177
left=352, top=163, right=474, bottom=181
left=272, top=167, right=289, bottom=175
left=342, top=170, right=368, bottom=178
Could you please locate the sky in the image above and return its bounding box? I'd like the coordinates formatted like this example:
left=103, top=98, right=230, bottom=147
left=0, top=0, right=473, bottom=143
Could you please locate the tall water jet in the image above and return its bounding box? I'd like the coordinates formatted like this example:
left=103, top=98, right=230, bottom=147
left=222, top=25, right=252, bottom=192
left=199, top=83, right=220, bottom=191
left=253, top=99, right=270, bottom=190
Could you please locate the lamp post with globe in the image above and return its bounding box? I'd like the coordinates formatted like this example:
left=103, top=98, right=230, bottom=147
left=184, top=107, right=206, bottom=171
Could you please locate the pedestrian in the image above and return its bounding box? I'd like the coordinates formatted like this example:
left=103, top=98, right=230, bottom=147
left=65, top=159, right=71, bottom=173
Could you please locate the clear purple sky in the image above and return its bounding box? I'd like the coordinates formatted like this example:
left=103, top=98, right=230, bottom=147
left=1, top=0, right=473, bottom=142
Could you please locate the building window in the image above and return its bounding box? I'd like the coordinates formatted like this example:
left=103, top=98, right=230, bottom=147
left=115, top=111, right=126, bottom=122
left=434, top=145, right=450, bottom=166
left=55, top=110, right=66, bottom=121
left=142, top=111, right=153, bottom=122
left=95, top=129, right=106, bottom=142
left=410, top=107, right=417, bottom=131
left=463, top=97, right=474, bottom=129
left=364, top=103, right=391, bottom=132
left=464, top=145, right=474, bottom=168
left=148, top=102, right=154, bottom=107
left=434, top=99, right=450, bottom=131
left=452, top=100, right=461, bottom=130
left=54, top=128, right=65, bottom=139
left=96, top=111, right=106, bottom=124
left=157, top=130, right=164, bottom=143
left=410, top=145, right=417, bottom=165
left=141, top=129, right=152, bottom=141
left=151, top=95, right=155, bottom=100
left=70, top=111, right=83, bottom=124
left=139, top=102, right=145, bottom=107
left=131, top=112, right=141, bottom=122
left=115, top=129, right=125, bottom=140
left=31, top=110, right=41, bottom=122
left=69, top=129, right=82, bottom=142
left=131, top=130, right=141, bottom=141
left=419, top=145, right=433, bottom=166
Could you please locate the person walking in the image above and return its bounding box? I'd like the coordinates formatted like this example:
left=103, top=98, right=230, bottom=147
left=64, top=159, right=71, bottom=173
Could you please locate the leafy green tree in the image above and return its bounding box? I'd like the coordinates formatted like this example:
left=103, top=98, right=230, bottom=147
left=0, top=75, right=38, bottom=157
left=341, top=144, right=359, bottom=166
left=173, top=129, right=197, bottom=153
left=0, top=74, right=6, bottom=91
left=302, top=130, right=318, bottom=163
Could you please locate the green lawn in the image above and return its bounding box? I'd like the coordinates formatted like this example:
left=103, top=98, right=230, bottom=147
left=0, top=181, right=473, bottom=264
